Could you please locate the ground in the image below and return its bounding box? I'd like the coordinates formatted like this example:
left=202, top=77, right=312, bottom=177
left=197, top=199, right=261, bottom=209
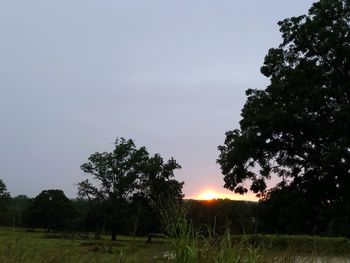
left=0, top=227, right=167, bottom=263
left=1, top=227, right=350, bottom=262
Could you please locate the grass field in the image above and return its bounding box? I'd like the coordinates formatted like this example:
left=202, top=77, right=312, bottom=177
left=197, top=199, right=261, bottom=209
left=0, top=227, right=167, bottom=263
left=1, top=227, right=350, bottom=262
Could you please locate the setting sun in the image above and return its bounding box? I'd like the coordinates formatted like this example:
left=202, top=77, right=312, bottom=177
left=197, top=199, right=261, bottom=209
left=192, top=189, right=258, bottom=201
left=198, top=190, right=220, bottom=200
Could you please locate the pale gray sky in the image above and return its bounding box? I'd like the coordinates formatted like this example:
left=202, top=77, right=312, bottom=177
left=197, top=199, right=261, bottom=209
left=0, top=0, right=315, bottom=199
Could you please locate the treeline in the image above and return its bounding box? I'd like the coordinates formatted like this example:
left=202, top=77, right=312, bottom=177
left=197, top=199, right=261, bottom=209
left=188, top=196, right=350, bottom=238
left=0, top=188, right=171, bottom=237
left=1, top=183, right=350, bottom=238
left=0, top=138, right=184, bottom=240
left=185, top=199, right=258, bottom=235
left=0, top=184, right=259, bottom=237
left=0, top=185, right=255, bottom=237
left=2, top=136, right=350, bottom=239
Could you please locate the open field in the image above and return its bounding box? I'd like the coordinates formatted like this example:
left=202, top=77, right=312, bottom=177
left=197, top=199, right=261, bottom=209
left=1, top=228, right=350, bottom=262
left=0, top=228, right=167, bottom=263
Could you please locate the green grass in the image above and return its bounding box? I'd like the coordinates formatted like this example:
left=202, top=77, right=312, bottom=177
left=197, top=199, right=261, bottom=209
left=1, top=227, right=350, bottom=262
left=161, top=209, right=350, bottom=263
left=0, top=227, right=167, bottom=263
left=225, top=234, right=350, bottom=256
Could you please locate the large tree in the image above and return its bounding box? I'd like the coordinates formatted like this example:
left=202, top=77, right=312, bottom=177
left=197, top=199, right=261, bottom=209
left=78, top=137, right=183, bottom=240
left=218, top=0, right=350, bottom=206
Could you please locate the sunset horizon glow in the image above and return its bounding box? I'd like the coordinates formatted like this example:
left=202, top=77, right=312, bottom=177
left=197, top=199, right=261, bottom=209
left=191, top=189, right=258, bottom=202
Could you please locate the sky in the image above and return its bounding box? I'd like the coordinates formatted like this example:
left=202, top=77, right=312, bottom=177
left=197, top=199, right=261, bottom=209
left=0, top=0, right=316, bottom=200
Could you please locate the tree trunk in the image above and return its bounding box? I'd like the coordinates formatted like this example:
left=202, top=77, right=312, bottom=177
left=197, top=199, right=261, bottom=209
left=132, top=204, right=141, bottom=237
left=111, top=226, right=117, bottom=241
left=95, top=219, right=101, bottom=240
left=95, top=222, right=100, bottom=239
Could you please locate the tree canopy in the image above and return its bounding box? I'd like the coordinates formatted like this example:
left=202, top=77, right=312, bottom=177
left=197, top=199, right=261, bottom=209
left=0, top=179, right=9, bottom=200
left=218, top=0, right=350, bottom=205
left=78, top=137, right=183, bottom=240
left=0, top=179, right=10, bottom=224
left=23, top=189, right=76, bottom=231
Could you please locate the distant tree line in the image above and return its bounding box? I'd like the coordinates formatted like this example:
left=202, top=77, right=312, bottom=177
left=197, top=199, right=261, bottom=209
left=1, top=176, right=350, bottom=238
left=0, top=183, right=183, bottom=238
left=0, top=138, right=185, bottom=240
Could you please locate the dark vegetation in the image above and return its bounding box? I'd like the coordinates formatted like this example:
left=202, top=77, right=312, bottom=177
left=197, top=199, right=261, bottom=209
left=77, top=137, right=184, bottom=240
left=218, top=0, right=350, bottom=237
left=1, top=0, right=350, bottom=261
left=0, top=138, right=184, bottom=241
left=1, top=176, right=350, bottom=239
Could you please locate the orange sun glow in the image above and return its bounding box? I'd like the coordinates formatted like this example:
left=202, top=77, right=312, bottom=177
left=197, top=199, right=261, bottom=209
left=198, top=190, right=219, bottom=200
left=193, top=189, right=259, bottom=202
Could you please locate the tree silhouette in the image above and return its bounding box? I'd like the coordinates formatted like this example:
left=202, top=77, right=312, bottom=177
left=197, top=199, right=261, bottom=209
left=218, top=0, right=350, bottom=207
left=0, top=179, right=10, bottom=225
left=23, top=189, right=75, bottom=231
left=78, top=137, right=183, bottom=240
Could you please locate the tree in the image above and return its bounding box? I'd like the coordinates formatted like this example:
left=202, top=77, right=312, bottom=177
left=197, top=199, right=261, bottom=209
left=258, top=186, right=318, bottom=234
left=78, top=138, right=148, bottom=240
left=7, top=195, right=31, bottom=227
left=136, top=154, right=183, bottom=235
left=218, top=0, right=350, bottom=216
left=186, top=199, right=257, bottom=235
left=0, top=179, right=10, bottom=225
left=0, top=179, right=9, bottom=198
left=78, top=137, right=183, bottom=240
left=23, top=189, right=76, bottom=232
left=140, top=154, right=183, bottom=205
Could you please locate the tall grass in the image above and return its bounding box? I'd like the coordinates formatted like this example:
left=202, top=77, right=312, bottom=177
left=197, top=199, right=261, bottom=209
left=209, top=231, right=242, bottom=263
left=161, top=207, right=263, bottom=263
left=161, top=207, right=350, bottom=263
left=163, top=208, right=198, bottom=262
left=1, top=222, right=350, bottom=262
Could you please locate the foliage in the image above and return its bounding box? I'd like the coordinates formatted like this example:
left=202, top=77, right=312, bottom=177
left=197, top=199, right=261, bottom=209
left=209, top=231, right=242, bottom=263
left=0, top=179, right=10, bottom=225
left=163, top=208, right=199, bottom=263
left=78, top=137, right=183, bottom=240
left=23, top=189, right=76, bottom=231
left=6, top=195, right=31, bottom=227
left=229, top=234, right=350, bottom=256
left=218, top=0, right=350, bottom=195
left=0, top=179, right=10, bottom=200
left=218, top=0, right=350, bottom=233
left=140, top=154, right=184, bottom=204
left=185, top=199, right=257, bottom=235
